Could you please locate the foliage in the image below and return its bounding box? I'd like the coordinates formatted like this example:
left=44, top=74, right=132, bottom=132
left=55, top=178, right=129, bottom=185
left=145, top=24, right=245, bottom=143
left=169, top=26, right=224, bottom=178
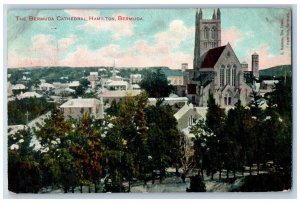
left=140, top=69, right=175, bottom=98
left=8, top=97, right=57, bottom=125
left=8, top=128, right=42, bottom=193
left=239, top=173, right=291, bottom=192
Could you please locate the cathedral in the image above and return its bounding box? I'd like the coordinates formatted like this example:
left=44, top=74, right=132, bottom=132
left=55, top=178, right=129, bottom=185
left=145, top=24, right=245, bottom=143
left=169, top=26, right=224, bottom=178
left=183, top=8, right=258, bottom=107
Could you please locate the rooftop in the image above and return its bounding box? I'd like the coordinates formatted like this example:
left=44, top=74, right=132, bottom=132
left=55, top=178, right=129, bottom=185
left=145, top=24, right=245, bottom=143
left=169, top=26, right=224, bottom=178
left=60, top=98, right=102, bottom=108
left=201, top=45, right=226, bottom=68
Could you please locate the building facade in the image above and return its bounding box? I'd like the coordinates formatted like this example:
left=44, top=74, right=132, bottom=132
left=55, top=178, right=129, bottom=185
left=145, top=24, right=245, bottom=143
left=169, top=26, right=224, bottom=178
left=60, top=98, right=104, bottom=119
left=184, top=8, right=255, bottom=107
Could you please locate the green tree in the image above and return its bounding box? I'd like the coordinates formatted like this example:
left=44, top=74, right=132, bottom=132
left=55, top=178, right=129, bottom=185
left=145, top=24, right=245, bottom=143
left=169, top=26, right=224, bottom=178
left=146, top=102, right=180, bottom=182
left=8, top=128, right=42, bottom=193
left=266, top=77, right=292, bottom=119
left=205, top=94, right=226, bottom=180
left=140, top=69, right=174, bottom=98
left=35, top=109, right=77, bottom=192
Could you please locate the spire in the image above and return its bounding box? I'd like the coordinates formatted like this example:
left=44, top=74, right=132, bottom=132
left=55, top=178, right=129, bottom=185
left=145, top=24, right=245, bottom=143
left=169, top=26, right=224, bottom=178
left=195, top=9, right=199, bottom=22
left=212, top=9, right=216, bottom=19
left=199, top=8, right=202, bottom=20
left=217, top=8, right=221, bottom=19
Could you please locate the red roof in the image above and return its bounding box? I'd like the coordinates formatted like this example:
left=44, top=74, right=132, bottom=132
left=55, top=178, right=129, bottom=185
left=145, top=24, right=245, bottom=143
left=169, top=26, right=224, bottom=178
left=187, top=84, right=196, bottom=94
left=200, top=46, right=226, bottom=68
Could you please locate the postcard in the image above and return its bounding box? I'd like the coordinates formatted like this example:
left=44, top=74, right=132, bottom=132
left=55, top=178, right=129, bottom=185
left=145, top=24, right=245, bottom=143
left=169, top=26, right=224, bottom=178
left=6, top=7, right=293, bottom=194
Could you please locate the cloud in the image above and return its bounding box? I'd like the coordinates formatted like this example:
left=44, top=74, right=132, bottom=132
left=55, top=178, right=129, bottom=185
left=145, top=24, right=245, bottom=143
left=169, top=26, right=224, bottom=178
left=8, top=34, right=78, bottom=67
left=221, top=26, right=243, bottom=49
left=8, top=20, right=194, bottom=69
left=245, top=44, right=291, bottom=69
left=60, top=20, right=194, bottom=68
left=58, top=35, right=78, bottom=50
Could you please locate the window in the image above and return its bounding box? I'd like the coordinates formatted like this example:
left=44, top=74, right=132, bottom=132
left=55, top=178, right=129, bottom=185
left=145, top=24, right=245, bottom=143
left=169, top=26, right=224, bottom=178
left=220, top=65, right=225, bottom=87
left=224, top=97, right=227, bottom=105
left=188, top=116, right=194, bottom=126
left=211, top=27, right=216, bottom=39
left=228, top=97, right=232, bottom=105
left=89, top=108, right=92, bottom=114
left=204, top=27, right=209, bottom=39
left=226, top=65, right=231, bottom=85
left=232, top=65, right=237, bottom=86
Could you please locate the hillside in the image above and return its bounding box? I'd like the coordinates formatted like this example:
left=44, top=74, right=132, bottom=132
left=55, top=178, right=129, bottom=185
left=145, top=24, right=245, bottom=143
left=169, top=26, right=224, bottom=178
left=7, top=66, right=183, bottom=84
left=259, top=65, right=292, bottom=79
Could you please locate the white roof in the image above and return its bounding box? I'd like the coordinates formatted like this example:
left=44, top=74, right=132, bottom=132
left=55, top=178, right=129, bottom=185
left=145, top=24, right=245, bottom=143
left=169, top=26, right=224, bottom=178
left=17, top=92, right=42, bottom=99
left=40, top=82, right=54, bottom=88
left=69, top=81, right=80, bottom=87
left=12, top=84, right=26, bottom=90
left=130, top=74, right=142, bottom=78
left=261, top=80, right=279, bottom=85
left=90, top=72, right=98, bottom=76
left=174, top=103, right=233, bottom=120
left=131, top=84, right=141, bottom=89
left=174, top=103, right=192, bottom=120
left=106, top=80, right=128, bottom=87
left=60, top=98, right=101, bottom=108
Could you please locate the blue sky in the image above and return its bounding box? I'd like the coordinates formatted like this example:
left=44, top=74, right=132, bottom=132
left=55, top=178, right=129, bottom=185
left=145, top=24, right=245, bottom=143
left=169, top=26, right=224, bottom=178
left=7, top=8, right=291, bottom=69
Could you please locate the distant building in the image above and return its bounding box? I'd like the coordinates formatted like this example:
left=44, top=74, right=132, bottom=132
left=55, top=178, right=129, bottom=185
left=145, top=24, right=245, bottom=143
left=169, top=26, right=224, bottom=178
left=131, top=84, right=141, bottom=90
left=88, top=72, right=99, bottom=89
left=12, top=84, right=26, bottom=90
left=167, top=76, right=183, bottom=86
left=130, top=74, right=142, bottom=84
left=174, top=103, right=233, bottom=140
left=105, top=80, right=129, bottom=91
left=60, top=98, right=104, bottom=119
left=8, top=82, right=13, bottom=97
left=69, top=81, right=80, bottom=89
left=100, top=89, right=142, bottom=104
left=259, top=80, right=279, bottom=97
left=39, top=82, right=55, bottom=91
left=17, top=92, right=42, bottom=100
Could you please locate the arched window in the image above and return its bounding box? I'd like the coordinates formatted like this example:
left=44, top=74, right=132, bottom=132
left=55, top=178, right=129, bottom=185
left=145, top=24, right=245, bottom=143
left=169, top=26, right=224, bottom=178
left=220, top=65, right=225, bottom=87
left=232, top=65, right=237, bottom=86
left=211, top=27, right=217, bottom=39
left=226, top=65, right=231, bottom=85
left=204, top=27, right=209, bottom=39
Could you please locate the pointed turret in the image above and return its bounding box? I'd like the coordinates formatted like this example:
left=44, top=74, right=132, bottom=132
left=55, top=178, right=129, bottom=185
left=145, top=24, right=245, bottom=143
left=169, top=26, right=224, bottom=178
left=212, top=9, right=216, bottom=19
left=217, top=8, right=221, bottom=19
left=199, top=8, right=202, bottom=20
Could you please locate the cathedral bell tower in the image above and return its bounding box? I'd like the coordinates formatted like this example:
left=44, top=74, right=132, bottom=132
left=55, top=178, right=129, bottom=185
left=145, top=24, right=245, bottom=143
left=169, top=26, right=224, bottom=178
left=193, top=8, right=221, bottom=69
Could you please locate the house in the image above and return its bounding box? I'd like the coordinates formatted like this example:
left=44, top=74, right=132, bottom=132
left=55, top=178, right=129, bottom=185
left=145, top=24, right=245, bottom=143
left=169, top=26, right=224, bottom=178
left=105, top=80, right=129, bottom=91
left=99, top=89, right=142, bottom=104
left=167, top=75, right=183, bottom=86
left=17, top=92, right=42, bottom=100
left=88, top=72, right=99, bottom=89
left=130, top=74, right=142, bottom=84
left=8, top=82, right=13, bottom=96
left=39, top=82, right=55, bottom=91
left=69, top=81, right=80, bottom=89
left=12, top=84, right=26, bottom=90
left=259, top=80, right=279, bottom=97
left=60, top=98, right=104, bottom=119
left=174, top=103, right=233, bottom=141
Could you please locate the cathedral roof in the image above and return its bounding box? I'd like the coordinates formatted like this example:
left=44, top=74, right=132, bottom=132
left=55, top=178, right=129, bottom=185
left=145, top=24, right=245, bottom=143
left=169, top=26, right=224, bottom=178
left=200, top=45, right=226, bottom=68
